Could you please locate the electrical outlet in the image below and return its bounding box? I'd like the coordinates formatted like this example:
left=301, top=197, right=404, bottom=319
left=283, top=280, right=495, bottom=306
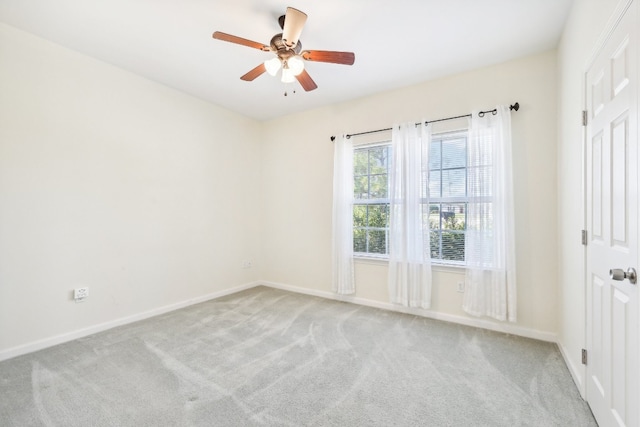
left=74, top=287, right=89, bottom=302
left=457, top=282, right=465, bottom=293
left=241, top=260, right=253, bottom=269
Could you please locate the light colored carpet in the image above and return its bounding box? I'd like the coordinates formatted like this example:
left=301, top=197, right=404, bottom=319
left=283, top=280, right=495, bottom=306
left=0, top=286, right=596, bottom=426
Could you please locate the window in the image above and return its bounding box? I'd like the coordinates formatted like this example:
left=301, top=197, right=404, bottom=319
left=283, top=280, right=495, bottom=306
left=353, top=131, right=468, bottom=264
left=353, top=145, right=390, bottom=255
left=428, top=133, right=467, bottom=263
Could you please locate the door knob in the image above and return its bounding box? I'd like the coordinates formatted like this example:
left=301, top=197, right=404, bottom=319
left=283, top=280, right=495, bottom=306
left=610, top=268, right=637, bottom=284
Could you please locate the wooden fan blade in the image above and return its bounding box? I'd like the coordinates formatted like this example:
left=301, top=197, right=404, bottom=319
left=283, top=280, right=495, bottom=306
left=212, top=31, right=270, bottom=51
left=295, top=69, right=317, bottom=91
left=241, top=63, right=267, bottom=81
left=302, top=50, right=355, bottom=65
left=278, top=14, right=285, bottom=30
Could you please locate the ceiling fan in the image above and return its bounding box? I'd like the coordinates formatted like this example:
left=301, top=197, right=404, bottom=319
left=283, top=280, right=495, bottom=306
left=212, top=7, right=355, bottom=92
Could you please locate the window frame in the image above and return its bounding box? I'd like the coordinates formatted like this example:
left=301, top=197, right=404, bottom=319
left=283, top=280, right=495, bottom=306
left=426, top=131, right=469, bottom=266
left=352, top=142, right=391, bottom=255
left=352, top=130, right=472, bottom=266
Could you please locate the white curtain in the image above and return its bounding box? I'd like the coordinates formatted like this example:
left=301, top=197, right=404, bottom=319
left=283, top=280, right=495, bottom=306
left=388, top=122, right=432, bottom=309
left=332, top=135, right=355, bottom=294
left=463, top=106, right=517, bottom=322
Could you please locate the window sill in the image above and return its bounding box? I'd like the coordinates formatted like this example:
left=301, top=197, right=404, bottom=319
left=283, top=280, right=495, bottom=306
left=353, top=254, right=389, bottom=266
left=353, top=255, right=466, bottom=273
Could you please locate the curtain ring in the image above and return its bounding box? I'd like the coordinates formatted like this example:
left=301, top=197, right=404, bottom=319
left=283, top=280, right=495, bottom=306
left=478, top=111, right=485, bottom=117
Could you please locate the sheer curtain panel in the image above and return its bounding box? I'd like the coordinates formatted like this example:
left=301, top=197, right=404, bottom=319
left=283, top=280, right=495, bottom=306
left=463, top=106, right=517, bottom=321
left=332, top=135, right=355, bottom=294
left=388, top=122, right=432, bottom=309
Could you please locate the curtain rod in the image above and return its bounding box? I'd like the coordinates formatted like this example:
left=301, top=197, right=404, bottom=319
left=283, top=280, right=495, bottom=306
left=329, top=102, right=520, bottom=142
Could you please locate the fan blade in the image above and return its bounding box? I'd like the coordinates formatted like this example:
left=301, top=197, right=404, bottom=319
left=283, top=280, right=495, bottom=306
left=278, top=14, right=285, bottom=30
left=282, top=7, right=307, bottom=48
left=295, top=69, right=317, bottom=91
left=212, top=31, right=270, bottom=51
left=240, top=63, right=267, bottom=81
left=302, top=50, right=355, bottom=65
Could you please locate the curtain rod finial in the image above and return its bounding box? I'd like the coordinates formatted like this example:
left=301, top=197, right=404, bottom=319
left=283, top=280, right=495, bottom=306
left=330, top=136, right=336, bottom=142
left=510, top=102, right=520, bottom=112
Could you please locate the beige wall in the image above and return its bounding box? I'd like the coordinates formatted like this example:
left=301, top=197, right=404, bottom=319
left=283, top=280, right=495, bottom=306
left=261, top=50, right=559, bottom=340
left=0, top=24, right=263, bottom=357
left=556, top=0, right=624, bottom=395
left=1, top=13, right=589, bottom=364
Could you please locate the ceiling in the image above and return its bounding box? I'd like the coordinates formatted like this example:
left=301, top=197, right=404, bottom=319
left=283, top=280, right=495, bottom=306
left=0, top=0, right=573, bottom=121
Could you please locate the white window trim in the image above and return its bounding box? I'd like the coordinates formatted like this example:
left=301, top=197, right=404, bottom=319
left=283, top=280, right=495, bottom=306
left=354, top=254, right=466, bottom=272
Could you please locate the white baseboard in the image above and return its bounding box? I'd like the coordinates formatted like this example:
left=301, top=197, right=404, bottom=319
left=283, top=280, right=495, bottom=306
left=260, top=280, right=558, bottom=343
left=557, top=340, right=586, bottom=399
left=0, top=281, right=260, bottom=362
left=1, top=279, right=559, bottom=362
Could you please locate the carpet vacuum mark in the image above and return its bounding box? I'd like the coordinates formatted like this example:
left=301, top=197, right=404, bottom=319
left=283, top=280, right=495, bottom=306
left=0, top=286, right=597, bottom=426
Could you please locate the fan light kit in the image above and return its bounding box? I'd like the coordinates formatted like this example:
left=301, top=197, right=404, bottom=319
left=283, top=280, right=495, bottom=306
left=212, top=7, right=355, bottom=92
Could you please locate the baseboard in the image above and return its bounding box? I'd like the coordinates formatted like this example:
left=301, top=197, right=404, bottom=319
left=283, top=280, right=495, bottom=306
left=0, top=281, right=260, bottom=362
left=260, top=281, right=558, bottom=343
left=557, top=340, right=586, bottom=399
left=1, top=279, right=559, bottom=362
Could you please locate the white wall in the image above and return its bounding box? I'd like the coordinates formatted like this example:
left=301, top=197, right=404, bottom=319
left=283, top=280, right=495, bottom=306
left=556, top=0, right=623, bottom=395
left=261, top=50, right=559, bottom=340
left=0, top=24, right=262, bottom=358
left=2, top=11, right=598, bottom=365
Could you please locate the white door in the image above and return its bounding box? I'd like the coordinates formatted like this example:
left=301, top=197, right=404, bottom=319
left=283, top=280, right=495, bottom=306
left=585, top=1, right=639, bottom=426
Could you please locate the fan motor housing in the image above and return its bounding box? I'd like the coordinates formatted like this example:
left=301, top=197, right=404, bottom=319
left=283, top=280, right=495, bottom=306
left=270, top=33, right=302, bottom=59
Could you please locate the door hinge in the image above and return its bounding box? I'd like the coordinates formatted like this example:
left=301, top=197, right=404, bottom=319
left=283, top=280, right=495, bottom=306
left=581, top=230, right=588, bottom=245
left=582, top=348, right=588, bottom=365
left=582, top=110, right=588, bottom=126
